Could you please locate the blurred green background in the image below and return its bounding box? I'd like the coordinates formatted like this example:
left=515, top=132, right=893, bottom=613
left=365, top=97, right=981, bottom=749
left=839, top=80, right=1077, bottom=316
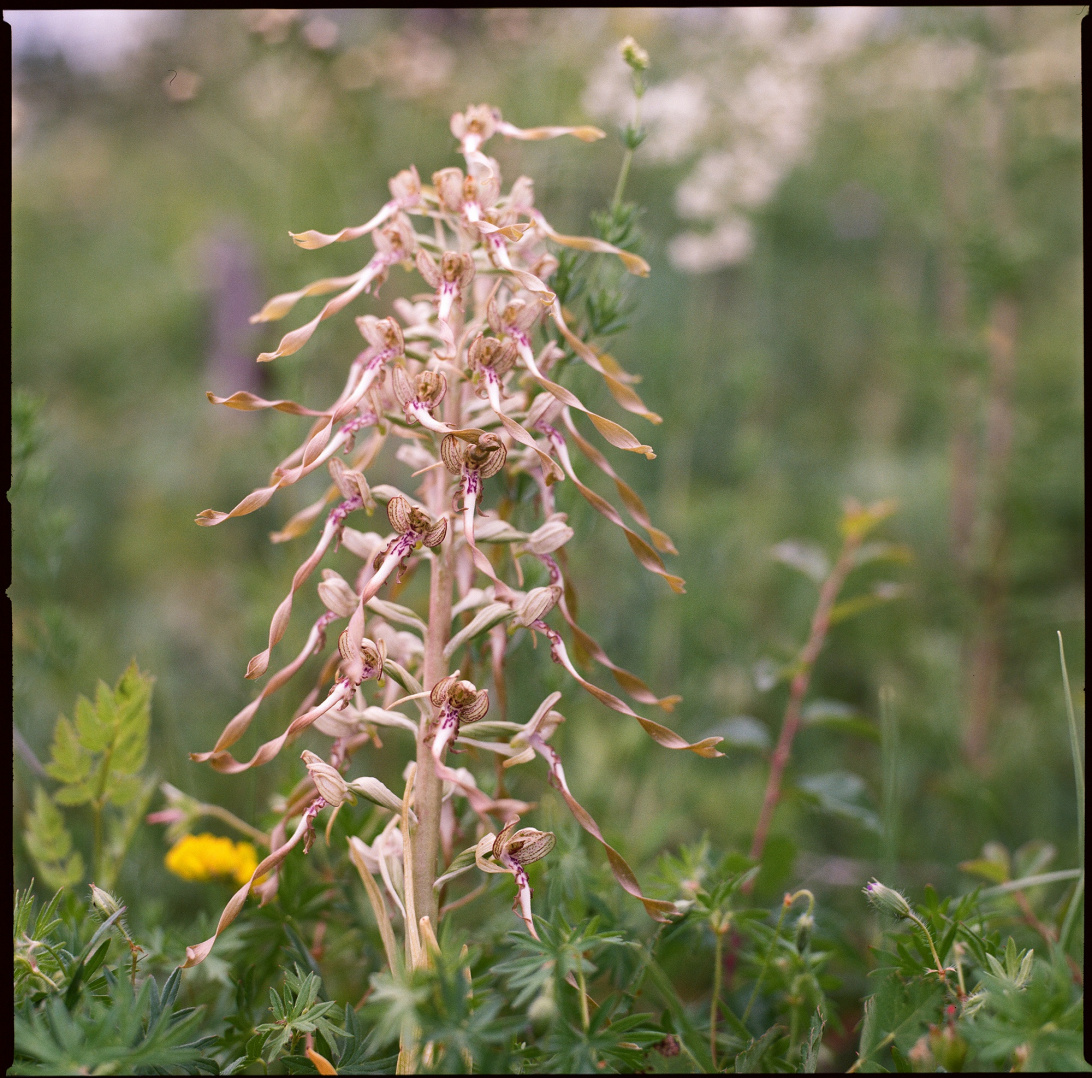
left=11, top=8, right=1083, bottom=922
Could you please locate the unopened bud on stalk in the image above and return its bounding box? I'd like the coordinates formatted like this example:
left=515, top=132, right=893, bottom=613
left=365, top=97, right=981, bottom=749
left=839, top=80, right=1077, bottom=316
left=301, top=750, right=354, bottom=807
left=318, top=570, right=359, bottom=618
left=794, top=911, right=815, bottom=953
left=516, top=585, right=563, bottom=627
left=863, top=879, right=913, bottom=920
left=89, top=883, right=122, bottom=918
left=347, top=775, right=409, bottom=815
left=527, top=517, right=574, bottom=555
left=619, top=35, right=649, bottom=71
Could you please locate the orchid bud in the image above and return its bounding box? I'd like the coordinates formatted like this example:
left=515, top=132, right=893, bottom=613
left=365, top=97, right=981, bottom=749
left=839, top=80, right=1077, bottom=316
left=318, top=570, right=359, bottom=618
left=432, top=166, right=465, bottom=213
left=347, top=775, right=406, bottom=814
left=301, top=750, right=354, bottom=807
left=340, top=527, right=385, bottom=564
left=516, top=585, right=562, bottom=627
left=527, top=516, right=574, bottom=555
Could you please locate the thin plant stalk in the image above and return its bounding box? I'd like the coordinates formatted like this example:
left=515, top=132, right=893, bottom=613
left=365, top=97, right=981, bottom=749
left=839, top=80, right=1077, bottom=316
left=880, top=685, right=899, bottom=880
left=1057, top=631, right=1084, bottom=956
left=749, top=530, right=863, bottom=867
left=710, top=922, right=724, bottom=1069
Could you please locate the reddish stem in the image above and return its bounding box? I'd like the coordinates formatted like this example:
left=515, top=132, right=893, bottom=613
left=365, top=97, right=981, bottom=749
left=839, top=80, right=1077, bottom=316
left=747, top=530, right=863, bottom=875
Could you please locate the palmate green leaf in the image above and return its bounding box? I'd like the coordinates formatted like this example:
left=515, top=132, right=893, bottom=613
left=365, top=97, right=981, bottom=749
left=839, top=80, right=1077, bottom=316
left=24, top=787, right=84, bottom=890
left=856, top=971, right=943, bottom=1071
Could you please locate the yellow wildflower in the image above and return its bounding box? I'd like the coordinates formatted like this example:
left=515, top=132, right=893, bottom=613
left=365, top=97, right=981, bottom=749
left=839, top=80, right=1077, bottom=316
left=165, top=833, right=259, bottom=886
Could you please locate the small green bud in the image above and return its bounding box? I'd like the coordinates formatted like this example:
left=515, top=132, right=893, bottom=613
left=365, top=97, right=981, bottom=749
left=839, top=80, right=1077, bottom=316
left=89, top=883, right=122, bottom=918
left=619, top=36, right=649, bottom=72
left=863, top=879, right=913, bottom=919
left=794, top=911, right=815, bottom=952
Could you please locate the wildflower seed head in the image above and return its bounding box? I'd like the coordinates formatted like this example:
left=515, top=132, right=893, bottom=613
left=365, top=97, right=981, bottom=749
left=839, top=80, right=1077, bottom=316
left=864, top=879, right=913, bottom=920
left=620, top=35, right=650, bottom=72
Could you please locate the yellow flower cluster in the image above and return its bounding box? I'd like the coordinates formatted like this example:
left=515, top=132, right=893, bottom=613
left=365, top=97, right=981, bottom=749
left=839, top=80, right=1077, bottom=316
left=165, top=833, right=259, bottom=886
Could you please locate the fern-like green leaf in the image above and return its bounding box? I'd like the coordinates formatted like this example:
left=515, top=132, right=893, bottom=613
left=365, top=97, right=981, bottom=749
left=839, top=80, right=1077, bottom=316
left=44, top=716, right=91, bottom=786
left=23, top=788, right=84, bottom=890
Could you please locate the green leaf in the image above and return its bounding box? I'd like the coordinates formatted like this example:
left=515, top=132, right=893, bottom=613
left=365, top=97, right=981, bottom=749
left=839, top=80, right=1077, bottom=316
left=857, top=971, right=943, bottom=1071
left=24, top=787, right=85, bottom=890
left=73, top=694, right=110, bottom=753
left=770, top=540, right=830, bottom=583
left=53, top=780, right=98, bottom=807
left=734, top=1025, right=783, bottom=1072
left=44, top=716, right=92, bottom=785
left=801, top=1011, right=824, bottom=1072
left=796, top=771, right=881, bottom=833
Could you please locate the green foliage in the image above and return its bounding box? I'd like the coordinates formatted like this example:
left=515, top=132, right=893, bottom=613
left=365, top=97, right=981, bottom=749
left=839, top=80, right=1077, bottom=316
left=23, top=661, right=157, bottom=891
left=12, top=885, right=210, bottom=1076
left=248, top=966, right=346, bottom=1066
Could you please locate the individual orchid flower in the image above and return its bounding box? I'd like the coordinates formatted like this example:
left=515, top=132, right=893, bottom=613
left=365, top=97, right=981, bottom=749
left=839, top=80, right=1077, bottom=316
left=196, top=318, right=402, bottom=530
left=428, top=672, right=490, bottom=762
left=474, top=819, right=556, bottom=939
left=300, top=750, right=354, bottom=808
left=451, top=102, right=605, bottom=159
left=415, top=248, right=475, bottom=352
left=441, top=430, right=512, bottom=593
left=290, top=166, right=422, bottom=250
left=466, top=331, right=563, bottom=483
left=364, top=495, right=448, bottom=602
left=336, top=632, right=387, bottom=691
left=391, top=364, right=451, bottom=433
left=467, top=333, right=518, bottom=402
